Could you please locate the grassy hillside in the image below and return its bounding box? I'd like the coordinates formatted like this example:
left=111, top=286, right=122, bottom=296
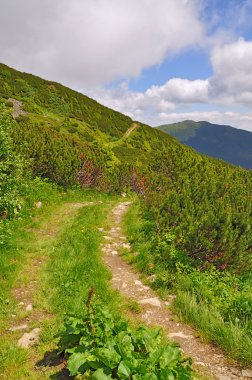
left=157, top=120, right=252, bottom=169
left=1, top=62, right=251, bottom=271
left=0, top=63, right=252, bottom=368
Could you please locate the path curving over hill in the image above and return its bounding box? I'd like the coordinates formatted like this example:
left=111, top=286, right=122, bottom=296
left=102, top=202, right=250, bottom=380
left=124, top=122, right=140, bottom=138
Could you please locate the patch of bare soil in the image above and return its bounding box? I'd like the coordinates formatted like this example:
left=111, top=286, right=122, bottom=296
left=8, top=98, right=28, bottom=118
left=102, top=202, right=252, bottom=380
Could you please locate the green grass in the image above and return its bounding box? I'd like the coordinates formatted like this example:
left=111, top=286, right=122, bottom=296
left=173, top=292, right=252, bottom=365
left=39, top=199, right=122, bottom=317
left=0, top=188, right=123, bottom=379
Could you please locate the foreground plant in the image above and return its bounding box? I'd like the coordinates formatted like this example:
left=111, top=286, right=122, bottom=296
left=59, top=289, right=192, bottom=379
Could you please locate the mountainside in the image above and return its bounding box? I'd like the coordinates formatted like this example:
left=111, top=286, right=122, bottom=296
left=1, top=63, right=252, bottom=370
left=0, top=62, right=251, bottom=270
left=157, top=120, right=252, bottom=169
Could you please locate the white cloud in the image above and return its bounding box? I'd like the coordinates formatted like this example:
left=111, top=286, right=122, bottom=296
left=1, top=1, right=252, bottom=131
left=209, top=39, right=252, bottom=105
left=147, top=78, right=209, bottom=103
left=87, top=81, right=252, bottom=130
left=0, top=0, right=203, bottom=87
left=87, top=38, right=252, bottom=130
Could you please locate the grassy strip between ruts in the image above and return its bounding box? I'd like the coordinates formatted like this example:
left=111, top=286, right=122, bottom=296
left=122, top=200, right=252, bottom=366
left=0, top=188, right=120, bottom=379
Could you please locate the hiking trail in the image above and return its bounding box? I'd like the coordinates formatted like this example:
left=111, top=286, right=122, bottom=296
left=3, top=202, right=95, bottom=349
left=102, top=202, right=251, bottom=380
left=124, top=123, right=140, bottom=138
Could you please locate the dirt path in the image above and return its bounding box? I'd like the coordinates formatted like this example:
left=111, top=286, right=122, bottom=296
left=102, top=202, right=250, bottom=380
left=124, top=123, right=140, bottom=138
left=2, top=202, right=95, bottom=348
left=8, top=98, right=28, bottom=118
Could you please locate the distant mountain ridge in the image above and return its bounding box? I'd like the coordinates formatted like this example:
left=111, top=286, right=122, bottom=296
left=157, top=120, right=252, bottom=169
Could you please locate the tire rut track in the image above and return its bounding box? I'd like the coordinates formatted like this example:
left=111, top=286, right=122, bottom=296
left=102, top=202, right=250, bottom=380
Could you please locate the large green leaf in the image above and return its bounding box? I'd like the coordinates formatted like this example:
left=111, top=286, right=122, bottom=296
left=142, top=373, right=158, bottom=380
left=92, top=368, right=112, bottom=380
left=117, top=361, right=131, bottom=379
left=97, top=346, right=121, bottom=368
left=160, top=346, right=181, bottom=368
left=67, top=352, right=92, bottom=375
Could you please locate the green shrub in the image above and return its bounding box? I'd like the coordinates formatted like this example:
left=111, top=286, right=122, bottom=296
left=0, top=105, right=24, bottom=220
left=60, top=290, right=193, bottom=379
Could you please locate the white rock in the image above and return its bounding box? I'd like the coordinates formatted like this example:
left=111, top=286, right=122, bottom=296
left=139, top=297, right=161, bottom=307
left=134, top=280, right=143, bottom=286
left=194, top=361, right=206, bottom=367
left=35, top=201, right=42, bottom=209
left=18, top=328, right=40, bottom=348
left=26, top=304, right=33, bottom=311
left=142, top=285, right=150, bottom=290
left=169, top=332, right=193, bottom=339
left=121, top=192, right=127, bottom=198
left=18, top=302, right=25, bottom=306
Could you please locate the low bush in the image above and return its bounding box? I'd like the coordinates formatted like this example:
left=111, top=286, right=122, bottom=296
left=60, top=289, right=193, bottom=379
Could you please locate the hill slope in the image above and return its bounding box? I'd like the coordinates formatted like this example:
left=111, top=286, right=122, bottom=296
left=157, top=120, right=252, bottom=169
left=1, top=63, right=252, bottom=368
left=0, top=62, right=251, bottom=271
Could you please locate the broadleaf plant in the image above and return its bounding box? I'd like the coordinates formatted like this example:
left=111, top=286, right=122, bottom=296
left=59, top=289, right=193, bottom=379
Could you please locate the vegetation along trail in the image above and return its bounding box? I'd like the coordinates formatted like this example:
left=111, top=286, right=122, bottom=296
left=0, top=196, right=119, bottom=379
left=102, top=202, right=250, bottom=380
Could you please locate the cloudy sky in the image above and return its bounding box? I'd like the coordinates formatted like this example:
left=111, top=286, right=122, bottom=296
left=1, top=0, right=252, bottom=130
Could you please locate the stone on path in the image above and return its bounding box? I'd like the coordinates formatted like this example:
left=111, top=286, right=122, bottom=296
left=26, top=304, right=33, bottom=311
left=169, top=332, right=193, bottom=339
left=139, top=297, right=161, bottom=307
left=122, top=243, right=131, bottom=250
left=18, top=328, right=40, bottom=348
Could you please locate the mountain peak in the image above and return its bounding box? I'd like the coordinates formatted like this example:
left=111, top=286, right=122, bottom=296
left=157, top=120, right=252, bottom=169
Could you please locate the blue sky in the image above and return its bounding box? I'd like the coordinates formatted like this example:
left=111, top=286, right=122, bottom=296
left=1, top=0, right=252, bottom=130
left=128, top=49, right=212, bottom=92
